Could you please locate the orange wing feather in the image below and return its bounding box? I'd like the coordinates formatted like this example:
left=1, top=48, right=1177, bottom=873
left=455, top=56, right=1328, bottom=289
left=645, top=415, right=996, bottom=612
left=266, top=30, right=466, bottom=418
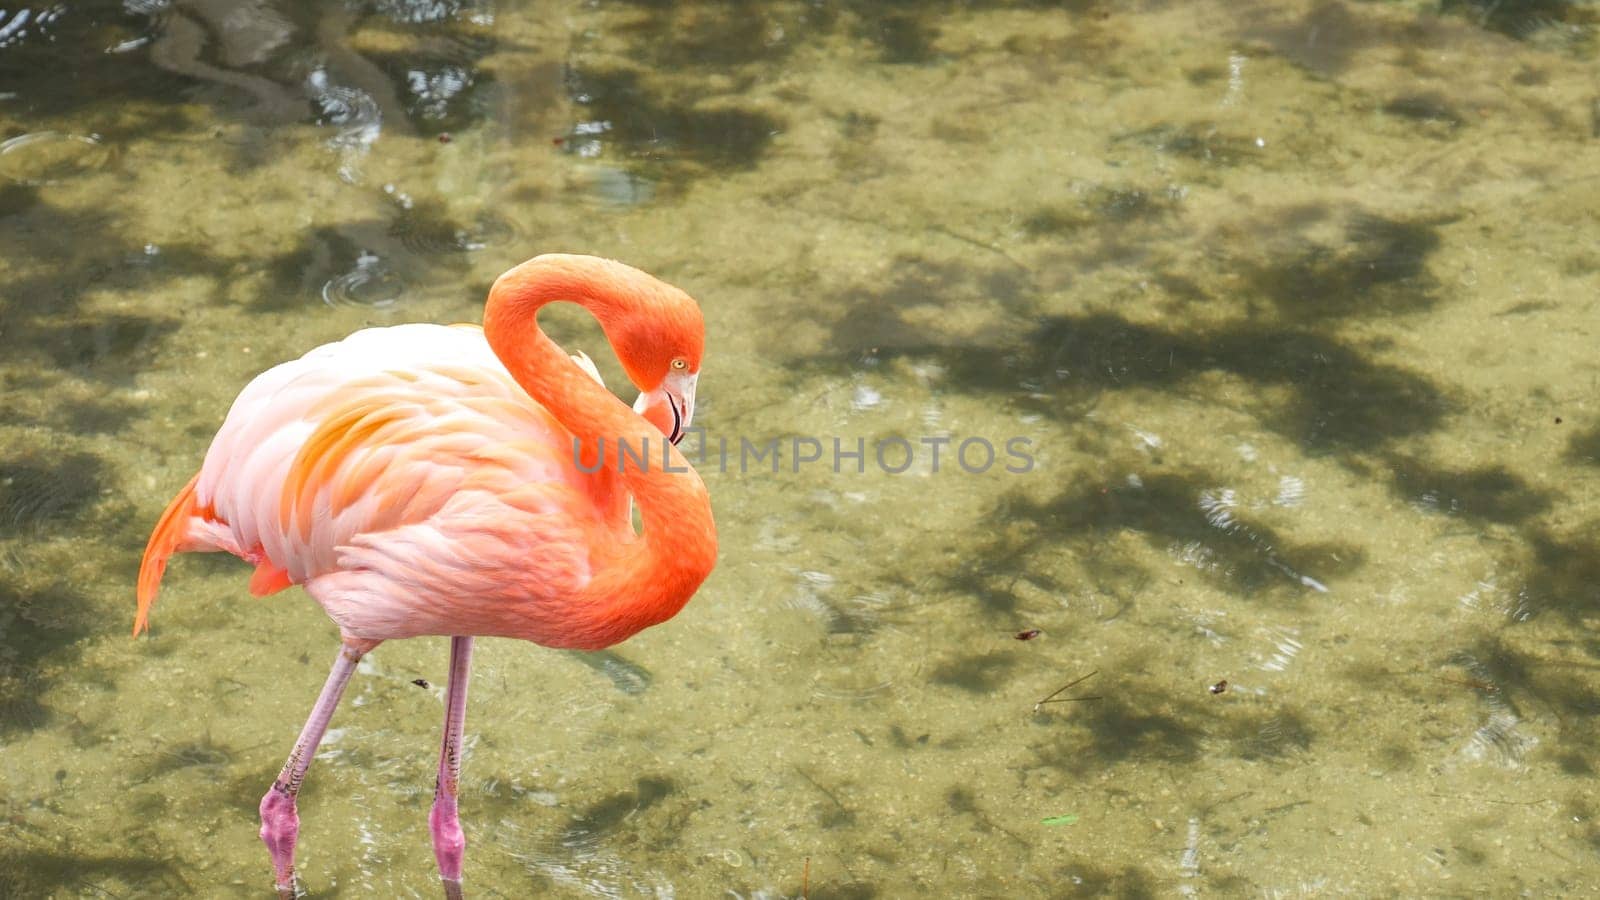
left=134, top=472, right=201, bottom=636
left=248, top=561, right=295, bottom=597
left=280, top=400, right=407, bottom=539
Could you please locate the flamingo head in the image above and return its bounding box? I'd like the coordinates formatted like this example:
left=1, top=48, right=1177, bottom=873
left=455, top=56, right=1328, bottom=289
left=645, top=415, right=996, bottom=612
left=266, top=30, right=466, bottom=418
left=603, top=277, right=704, bottom=446
left=634, top=366, right=697, bottom=446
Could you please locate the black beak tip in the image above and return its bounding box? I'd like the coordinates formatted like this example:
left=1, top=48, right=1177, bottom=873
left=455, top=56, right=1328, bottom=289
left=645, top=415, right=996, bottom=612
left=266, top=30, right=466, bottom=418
left=667, top=395, right=684, bottom=445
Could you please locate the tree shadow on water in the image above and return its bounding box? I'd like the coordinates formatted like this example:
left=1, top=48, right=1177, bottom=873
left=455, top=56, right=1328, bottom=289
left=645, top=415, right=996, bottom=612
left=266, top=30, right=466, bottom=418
left=0, top=451, right=136, bottom=735
left=1, top=194, right=210, bottom=386
left=799, top=204, right=1453, bottom=454
left=815, top=310, right=1450, bottom=456
left=1235, top=213, right=1445, bottom=322
left=1030, top=693, right=1202, bottom=777
left=938, top=469, right=1365, bottom=617
left=931, top=651, right=1019, bottom=692
left=826, top=255, right=1032, bottom=352
left=560, top=776, right=677, bottom=848
left=1565, top=426, right=1600, bottom=466
left=0, top=452, right=106, bottom=539
left=1385, top=456, right=1554, bottom=525
left=1441, top=0, right=1600, bottom=40
left=561, top=65, right=782, bottom=178
left=1443, top=636, right=1600, bottom=772
left=0, top=849, right=187, bottom=897
left=0, top=580, right=95, bottom=734
left=1517, top=528, right=1600, bottom=623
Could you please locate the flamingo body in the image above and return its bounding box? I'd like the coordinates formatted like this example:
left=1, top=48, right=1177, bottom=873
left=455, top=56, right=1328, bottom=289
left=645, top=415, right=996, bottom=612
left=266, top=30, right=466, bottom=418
left=148, top=323, right=632, bottom=646
left=168, top=321, right=630, bottom=643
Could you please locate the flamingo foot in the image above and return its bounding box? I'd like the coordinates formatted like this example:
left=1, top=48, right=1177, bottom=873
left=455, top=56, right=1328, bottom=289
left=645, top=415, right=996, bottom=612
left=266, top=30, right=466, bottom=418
left=430, top=795, right=466, bottom=885
left=259, top=782, right=300, bottom=898
left=257, top=640, right=372, bottom=898
left=431, top=635, right=474, bottom=896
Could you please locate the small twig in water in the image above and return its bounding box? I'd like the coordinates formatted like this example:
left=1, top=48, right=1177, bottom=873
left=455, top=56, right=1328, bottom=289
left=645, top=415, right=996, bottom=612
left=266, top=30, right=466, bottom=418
left=1426, top=792, right=1555, bottom=807
left=1436, top=675, right=1498, bottom=694
left=1034, top=671, right=1102, bottom=712
left=793, top=766, right=850, bottom=814
left=803, top=856, right=810, bottom=899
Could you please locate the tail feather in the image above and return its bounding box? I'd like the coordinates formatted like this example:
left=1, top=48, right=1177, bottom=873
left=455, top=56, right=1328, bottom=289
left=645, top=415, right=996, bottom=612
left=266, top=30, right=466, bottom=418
left=134, top=473, right=200, bottom=637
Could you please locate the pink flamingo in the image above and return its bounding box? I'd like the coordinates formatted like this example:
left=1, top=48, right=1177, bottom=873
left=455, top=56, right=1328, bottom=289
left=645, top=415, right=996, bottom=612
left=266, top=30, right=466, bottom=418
left=134, top=254, right=718, bottom=898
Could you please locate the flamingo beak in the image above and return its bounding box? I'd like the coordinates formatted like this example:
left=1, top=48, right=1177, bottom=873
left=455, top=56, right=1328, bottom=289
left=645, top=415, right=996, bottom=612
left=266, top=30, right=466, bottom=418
left=634, top=371, right=698, bottom=445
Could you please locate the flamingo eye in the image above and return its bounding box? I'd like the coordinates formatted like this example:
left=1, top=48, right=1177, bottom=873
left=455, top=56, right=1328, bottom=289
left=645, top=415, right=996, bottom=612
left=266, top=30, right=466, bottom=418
left=671, top=358, right=687, bottom=371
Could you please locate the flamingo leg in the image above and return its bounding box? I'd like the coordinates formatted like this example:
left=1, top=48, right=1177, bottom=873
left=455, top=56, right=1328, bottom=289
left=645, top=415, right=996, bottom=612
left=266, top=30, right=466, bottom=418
left=431, top=635, right=474, bottom=899
left=259, top=639, right=377, bottom=899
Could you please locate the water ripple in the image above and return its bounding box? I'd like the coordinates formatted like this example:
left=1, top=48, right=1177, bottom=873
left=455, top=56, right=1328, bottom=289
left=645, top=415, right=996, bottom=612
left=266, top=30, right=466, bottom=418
left=0, top=132, right=109, bottom=185
left=1253, top=625, right=1303, bottom=673
left=308, top=68, right=381, bottom=182
left=1456, top=575, right=1536, bottom=622
left=321, top=251, right=403, bottom=309
left=1273, top=475, right=1306, bottom=508
left=1466, top=706, right=1534, bottom=768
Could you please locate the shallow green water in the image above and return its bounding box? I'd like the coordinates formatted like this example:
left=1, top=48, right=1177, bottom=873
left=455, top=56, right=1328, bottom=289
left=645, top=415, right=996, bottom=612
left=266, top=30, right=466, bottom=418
left=4, top=0, right=1600, bottom=896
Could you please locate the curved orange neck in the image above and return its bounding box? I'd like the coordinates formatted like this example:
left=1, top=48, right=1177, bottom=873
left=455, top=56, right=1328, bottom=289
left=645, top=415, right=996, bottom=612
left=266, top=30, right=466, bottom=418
left=482, top=254, right=717, bottom=650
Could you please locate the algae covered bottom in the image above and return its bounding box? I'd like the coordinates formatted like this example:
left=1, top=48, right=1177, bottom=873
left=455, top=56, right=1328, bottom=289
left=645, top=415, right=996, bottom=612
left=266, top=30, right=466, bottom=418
left=2, top=0, right=1599, bottom=895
